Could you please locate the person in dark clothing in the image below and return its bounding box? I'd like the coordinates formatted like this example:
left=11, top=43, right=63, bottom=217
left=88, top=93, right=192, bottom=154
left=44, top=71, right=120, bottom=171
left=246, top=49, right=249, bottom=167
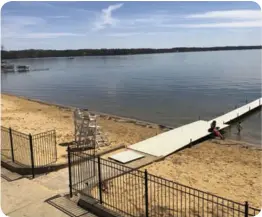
left=237, top=121, right=243, bottom=135
left=208, top=120, right=217, bottom=132
left=208, top=120, right=224, bottom=139
left=210, top=120, right=216, bottom=130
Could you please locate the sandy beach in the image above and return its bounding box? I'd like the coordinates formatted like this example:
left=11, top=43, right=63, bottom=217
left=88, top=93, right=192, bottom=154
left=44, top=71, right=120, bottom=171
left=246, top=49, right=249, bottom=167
left=1, top=94, right=261, bottom=208
left=1, top=94, right=164, bottom=164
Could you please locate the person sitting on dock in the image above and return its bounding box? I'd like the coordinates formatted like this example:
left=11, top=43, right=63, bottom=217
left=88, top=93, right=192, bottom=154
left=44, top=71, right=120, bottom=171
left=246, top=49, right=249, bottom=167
left=208, top=120, right=224, bottom=140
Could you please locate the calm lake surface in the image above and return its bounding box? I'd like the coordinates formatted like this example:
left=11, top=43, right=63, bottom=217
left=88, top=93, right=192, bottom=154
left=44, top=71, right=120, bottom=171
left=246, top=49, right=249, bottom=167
left=1, top=50, right=261, bottom=145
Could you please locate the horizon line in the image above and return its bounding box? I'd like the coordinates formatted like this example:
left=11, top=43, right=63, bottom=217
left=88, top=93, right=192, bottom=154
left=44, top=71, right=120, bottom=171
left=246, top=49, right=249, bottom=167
left=2, top=45, right=262, bottom=51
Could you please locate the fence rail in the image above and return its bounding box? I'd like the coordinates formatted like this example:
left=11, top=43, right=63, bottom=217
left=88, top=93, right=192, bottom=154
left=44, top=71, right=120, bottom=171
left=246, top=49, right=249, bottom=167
left=1, top=126, right=57, bottom=178
left=68, top=149, right=261, bottom=217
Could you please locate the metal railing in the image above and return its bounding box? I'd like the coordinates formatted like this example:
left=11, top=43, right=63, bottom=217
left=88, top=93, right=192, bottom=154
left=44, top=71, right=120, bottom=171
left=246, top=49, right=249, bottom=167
left=32, top=130, right=57, bottom=167
left=68, top=149, right=261, bottom=217
left=1, top=126, right=57, bottom=178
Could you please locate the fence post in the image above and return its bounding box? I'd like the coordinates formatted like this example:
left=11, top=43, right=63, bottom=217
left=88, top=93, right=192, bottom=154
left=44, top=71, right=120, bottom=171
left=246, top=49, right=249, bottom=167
left=144, top=170, right=149, bottom=217
left=244, top=201, right=249, bottom=217
left=98, top=156, right=103, bottom=204
left=29, top=134, right=35, bottom=179
left=9, top=127, right=15, bottom=162
left=67, top=147, right=73, bottom=198
left=54, top=131, right=58, bottom=162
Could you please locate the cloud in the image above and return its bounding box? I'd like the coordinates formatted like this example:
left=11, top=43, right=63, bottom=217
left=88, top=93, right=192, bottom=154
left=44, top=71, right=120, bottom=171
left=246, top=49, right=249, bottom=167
left=106, top=32, right=140, bottom=37
left=26, top=33, right=85, bottom=38
left=2, top=15, right=47, bottom=38
left=106, top=31, right=178, bottom=37
left=17, top=1, right=55, bottom=8
left=2, top=15, right=46, bottom=27
left=16, top=32, right=85, bottom=39
left=48, top=16, right=69, bottom=19
left=2, top=30, right=85, bottom=39
left=168, top=20, right=262, bottom=28
left=93, top=3, right=123, bottom=30
left=186, top=10, right=262, bottom=20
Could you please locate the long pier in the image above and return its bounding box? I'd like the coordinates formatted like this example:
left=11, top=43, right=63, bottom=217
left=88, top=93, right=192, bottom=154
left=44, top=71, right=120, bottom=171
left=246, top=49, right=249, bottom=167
left=110, top=98, right=261, bottom=162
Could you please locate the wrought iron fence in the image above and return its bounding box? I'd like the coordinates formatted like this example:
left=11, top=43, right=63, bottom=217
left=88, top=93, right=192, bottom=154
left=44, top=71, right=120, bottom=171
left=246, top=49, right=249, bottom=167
left=11, top=128, right=32, bottom=166
left=68, top=149, right=261, bottom=217
left=1, top=126, right=57, bottom=178
left=32, top=130, right=57, bottom=167
left=1, top=127, right=13, bottom=160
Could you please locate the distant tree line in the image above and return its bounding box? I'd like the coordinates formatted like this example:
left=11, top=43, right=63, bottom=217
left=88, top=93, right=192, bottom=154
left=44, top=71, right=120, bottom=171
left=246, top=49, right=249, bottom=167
left=1, top=45, right=262, bottom=59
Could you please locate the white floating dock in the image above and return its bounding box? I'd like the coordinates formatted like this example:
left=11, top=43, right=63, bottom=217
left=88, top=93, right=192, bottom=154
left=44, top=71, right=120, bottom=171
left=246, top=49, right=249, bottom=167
left=129, top=120, right=229, bottom=157
left=209, top=98, right=261, bottom=126
left=110, top=98, right=261, bottom=160
left=109, top=150, right=145, bottom=163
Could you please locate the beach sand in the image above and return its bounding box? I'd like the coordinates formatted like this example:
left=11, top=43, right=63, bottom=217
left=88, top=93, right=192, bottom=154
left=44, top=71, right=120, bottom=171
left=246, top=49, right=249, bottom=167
left=1, top=94, right=261, bottom=208
left=1, top=94, right=163, bottom=164
left=144, top=139, right=262, bottom=208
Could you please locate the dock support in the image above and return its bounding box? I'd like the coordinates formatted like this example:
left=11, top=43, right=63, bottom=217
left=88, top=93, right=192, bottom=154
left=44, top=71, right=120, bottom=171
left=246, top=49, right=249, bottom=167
left=189, top=139, right=192, bottom=148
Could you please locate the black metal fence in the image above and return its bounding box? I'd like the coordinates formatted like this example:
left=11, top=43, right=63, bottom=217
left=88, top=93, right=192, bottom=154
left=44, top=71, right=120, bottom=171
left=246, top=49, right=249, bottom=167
left=68, top=149, right=261, bottom=217
left=1, top=126, right=57, bottom=178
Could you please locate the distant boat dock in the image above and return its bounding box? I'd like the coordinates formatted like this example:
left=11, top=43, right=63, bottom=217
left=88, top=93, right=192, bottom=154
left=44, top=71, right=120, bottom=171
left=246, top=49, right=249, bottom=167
left=1, top=61, right=49, bottom=73
left=110, top=98, right=262, bottom=163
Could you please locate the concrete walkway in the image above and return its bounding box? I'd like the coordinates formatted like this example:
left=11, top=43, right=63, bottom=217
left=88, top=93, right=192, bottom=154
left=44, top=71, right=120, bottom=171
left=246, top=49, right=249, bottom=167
left=1, top=167, right=97, bottom=217
left=32, top=168, right=70, bottom=194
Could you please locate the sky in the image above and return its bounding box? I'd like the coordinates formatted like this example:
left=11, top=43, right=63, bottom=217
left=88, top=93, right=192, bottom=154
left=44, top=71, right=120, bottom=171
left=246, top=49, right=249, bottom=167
left=1, top=1, right=262, bottom=50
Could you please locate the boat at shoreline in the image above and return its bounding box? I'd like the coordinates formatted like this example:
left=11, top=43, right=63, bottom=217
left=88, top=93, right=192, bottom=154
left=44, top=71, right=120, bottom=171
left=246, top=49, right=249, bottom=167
left=1, top=61, right=15, bottom=73
left=17, top=65, right=30, bottom=72
left=1, top=61, right=30, bottom=73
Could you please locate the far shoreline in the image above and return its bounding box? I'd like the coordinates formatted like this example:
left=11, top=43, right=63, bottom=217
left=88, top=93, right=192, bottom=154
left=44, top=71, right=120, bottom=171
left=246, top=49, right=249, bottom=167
left=2, top=45, right=261, bottom=59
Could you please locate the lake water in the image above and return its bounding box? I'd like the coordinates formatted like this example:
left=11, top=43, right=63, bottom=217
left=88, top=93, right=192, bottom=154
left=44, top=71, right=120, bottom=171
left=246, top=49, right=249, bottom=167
left=1, top=50, right=261, bottom=145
